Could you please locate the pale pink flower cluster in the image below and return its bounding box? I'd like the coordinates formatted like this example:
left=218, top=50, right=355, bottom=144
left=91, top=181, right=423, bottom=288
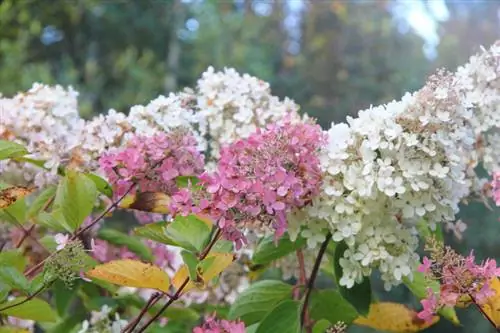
left=171, top=121, right=324, bottom=247
left=417, top=243, right=500, bottom=323
left=193, top=315, right=245, bottom=333
left=99, top=131, right=204, bottom=197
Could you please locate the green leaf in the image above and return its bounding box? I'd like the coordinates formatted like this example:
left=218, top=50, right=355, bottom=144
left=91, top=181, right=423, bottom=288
left=97, top=228, right=153, bottom=261
left=0, top=297, right=57, bottom=322
left=312, top=319, right=331, bottom=333
left=84, top=173, right=113, bottom=198
left=0, top=140, right=28, bottom=160
left=252, top=234, right=306, bottom=265
left=255, top=300, right=301, bottom=333
left=0, top=250, right=26, bottom=272
left=27, top=186, right=56, bottom=219
left=28, top=274, right=46, bottom=294
left=0, top=327, right=31, bottom=333
left=333, top=240, right=372, bottom=315
left=53, top=280, right=77, bottom=316
left=309, top=290, right=358, bottom=325
left=181, top=250, right=199, bottom=281
left=416, top=219, right=443, bottom=243
left=0, top=266, right=30, bottom=292
left=165, top=215, right=212, bottom=252
left=46, top=308, right=87, bottom=333
left=54, top=170, right=97, bottom=232
left=35, top=210, right=68, bottom=232
left=403, top=272, right=459, bottom=325
left=133, top=221, right=179, bottom=246
left=246, top=324, right=259, bottom=333
left=228, top=280, right=293, bottom=325
left=175, top=176, right=201, bottom=188
left=211, top=239, right=233, bottom=253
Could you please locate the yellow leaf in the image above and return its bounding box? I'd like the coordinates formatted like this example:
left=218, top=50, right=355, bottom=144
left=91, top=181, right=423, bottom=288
left=480, top=278, right=500, bottom=327
left=173, top=252, right=234, bottom=293
left=119, top=192, right=170, bottom=214
left=354, top=302, right=439, bottom=333
left=0, top=186, right=35, bottom=209
left=86, top=259, right=170, bottom=292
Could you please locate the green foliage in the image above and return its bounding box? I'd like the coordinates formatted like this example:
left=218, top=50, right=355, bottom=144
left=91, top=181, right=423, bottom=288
left=53, top=280, right=77, bottom=316
left=0, top=249, right=27, bottom=272
left=0, top=266, right=30, bottom=293
left=97, top=228, right=153, bottom=261
left=165, top=215, right=212, bottom=252
left=84, top=173, right=113, bottom=199
left=54, top=170, right=97, bottom=232
left=333, top=240, right=372, bottom=315
left=0, top=297, right=57, bottom=322
left=228, top=280, right=293, bottom=325
left=0, top=140, right=28, bottom=160
left=252, top=234, right=306, bottom=265
left=309, top=289, right=358, bottom=325
left=27, top=186, right=56, bottom=219
left=181, top=250, right=200, bottom=281
left=254, top=300, right=301, bottom=333
left=133, top=221, right=180, bottom=246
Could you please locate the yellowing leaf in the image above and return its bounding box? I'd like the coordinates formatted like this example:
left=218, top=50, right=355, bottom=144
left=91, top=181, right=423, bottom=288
left=353, top=302, right=439, bottom=333
left=119, top=192, right=170, bottom=214
left=173, top=252, right=234, bottom=293
left=480, top=278, right=500, bottom=327
left=86, top=259, right=170, bottom=292
left=0, top=186, right=35, bottom=209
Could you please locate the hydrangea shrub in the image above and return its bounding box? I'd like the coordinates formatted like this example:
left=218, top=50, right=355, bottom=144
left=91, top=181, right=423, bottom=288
left=0, top=41, right=499, bottom=333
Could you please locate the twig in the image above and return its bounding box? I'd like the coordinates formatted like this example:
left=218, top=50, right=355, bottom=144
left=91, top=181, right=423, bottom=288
left=469, top=293, right=500, bottom=332
left=0, top=284, right=47, bottom=312
left=122, top=292, right=162, bottom=332
left=71, top=183, right=136, bottom=240
left=296, top=249, right=312, bottom=330
left=294, top=249, right=307, bottom=300
left=130, top=229, right=223, bottom=333
left=300, top=233, right=331, bottom=331
left=15, top=195, right=54, bottom=249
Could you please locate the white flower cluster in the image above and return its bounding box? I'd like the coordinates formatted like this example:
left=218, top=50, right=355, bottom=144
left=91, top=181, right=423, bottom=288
left=0, top=68, right=295, bottom=184
left=0, top=83, right=84, bottom=187
left=196, top=66, right=302, bottom=161
left=77, top=305, right=127, bottom=333
left=290, top=43, right=500, bottom=290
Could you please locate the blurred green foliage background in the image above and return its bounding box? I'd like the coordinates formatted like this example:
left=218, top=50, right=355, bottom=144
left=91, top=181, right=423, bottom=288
left=1, top=0, right=500, bottom=331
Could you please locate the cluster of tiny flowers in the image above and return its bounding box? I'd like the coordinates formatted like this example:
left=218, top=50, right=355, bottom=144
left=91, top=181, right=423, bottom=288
left=456, top=42, right=500, bottom=173
left=77, top=305, right=128, bottom=333
left=298, top=43, right=500, bottom=290
left=197, top=66, right=303, bottom=162
left=99, top=131, right=204, bottom=197
left=172, top=120, right=324, bottom=247
left=0, top=83, right=84, bottom=187
left=416, top=239, right=500, bottom=323
left=193, top=315, right=246, bottom=333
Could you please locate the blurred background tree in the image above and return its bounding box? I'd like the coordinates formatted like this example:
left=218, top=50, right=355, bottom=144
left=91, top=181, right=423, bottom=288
left=1, top=0, right=500, bottom=331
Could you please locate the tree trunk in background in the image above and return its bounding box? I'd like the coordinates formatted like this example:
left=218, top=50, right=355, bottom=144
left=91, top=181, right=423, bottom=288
left=164, top=0, right=183, bottom=93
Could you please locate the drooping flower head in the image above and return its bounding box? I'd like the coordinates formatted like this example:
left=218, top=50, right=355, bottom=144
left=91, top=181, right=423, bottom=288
left=99, top=130, right=204, bottom=197
left=416, top=238, right=500, bottom=322
left=193, top=315, right=245, bottom=333
left=172, top=120, right=325, bottom=247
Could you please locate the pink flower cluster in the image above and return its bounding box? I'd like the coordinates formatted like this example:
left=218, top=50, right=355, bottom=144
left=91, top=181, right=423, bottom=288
left=491, top=171, right=500, bottom=206
left=171, top=121, right=325, bottom=247
left=99, top=131, right=204, bottom=197
left=192, top=315, right=245, bottom=333
left=417, top=252, right=500, bottom=322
